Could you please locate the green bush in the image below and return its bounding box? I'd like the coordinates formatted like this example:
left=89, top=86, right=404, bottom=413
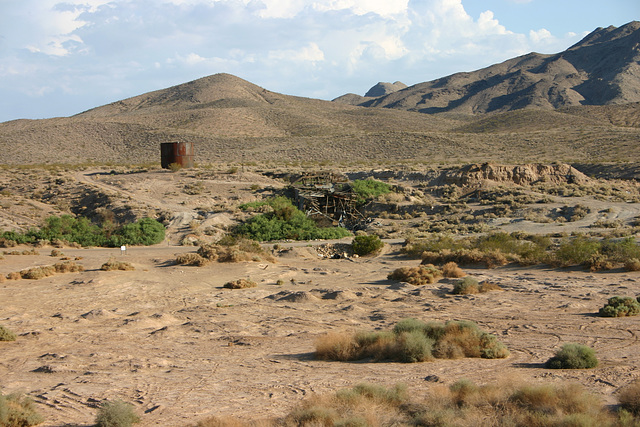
left=95, top=400, right=140, bottom=427
left=352, top=235, right=383, bottom=256
left=109, top=217, right=165, bottom=246
left=0, top=392, right=44, bottom=426
left=599, top=296, right=640, bottom=317
left=552, top=236, right=601, bottom=267
left=0, top=325, right=17, bottom=341
left=350, top=179, right=391, bottom=204
left=236, top=196, right=351, bottom=241
left=545, top=343, right=598, bottom=369
left=1, top=215, right=165, bottom=248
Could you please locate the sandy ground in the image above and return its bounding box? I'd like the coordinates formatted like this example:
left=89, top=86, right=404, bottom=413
left=1, top=241, right=640, bottom=426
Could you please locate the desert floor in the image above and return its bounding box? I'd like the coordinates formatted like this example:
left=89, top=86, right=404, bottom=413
left=1, top=239, right=640, bottom=426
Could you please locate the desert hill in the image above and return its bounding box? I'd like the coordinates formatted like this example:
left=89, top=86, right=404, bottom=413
left=344, top=21, right=640, bottom=115
left=0, top=22, right=640, bottom=165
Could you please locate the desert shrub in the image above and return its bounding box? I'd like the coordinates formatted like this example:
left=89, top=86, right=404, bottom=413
left=176, top=252, right=210, bottom=266
left=196, top=236, right=274, bottom=263
left=52, top=261, right=83, bottom=273
left=599, top=296, right=640, bottom=317
left=509, top=382, right=602, bottom=418
left=0, top=325, right=17, bottom=341
left=6, top=272, right=20, bottom=280
left=95, top=399, right=140, bottom=427
left=402, top=235, right=468, bottom=258
left=0, top=391, right=44, bottom=426
left=387, top=264, right=442, bottom=285
left=283, top=383, right=407, bottom=427
left=315, top=318, right=508, bottom=363
left=433, top=320, right=509, bottom=359
left=625, top=258, right=640, bottom=271
left=352, top=234, right=383, bottom=256
left=452, top=277, right=479, bottom=295
left=223, top=279, right=257, bottom=289
left=350, top=179, right=391, bottom=204
left=618, top=380, right=640, bottom=415
left=451, top=277, right=502, bottom=295
left=586, top=252, right=616, bottom=271
left=50, top=249, right=63, bottom=257
left=552, top=236, right=601, bottom=267
left=545, top=343, right=598, bottom=369
left=168, top=162, right=182, bottom=172
left=442, top=261, right=465, bottom=278
left=421, top=248, right=508, bottom=269
left=236, top=196, right=351, bottom=241
left=2, top=215, right=166, bottom=248
left=20, top=265, right=56, bottom=280
left=394, top=330, right=435, bottom=362
left=101, top=259, right=135, bottom=271
left=315, top=331, right=360, bottom=361
left=0, top=237, right=18, bottom=247
left=110, top=217, right=165, bottom=246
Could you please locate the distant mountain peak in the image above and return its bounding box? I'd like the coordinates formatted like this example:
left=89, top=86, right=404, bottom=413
left=364, top=81, right=407, bottom=97
left=347, top=21, right=640, bottom=115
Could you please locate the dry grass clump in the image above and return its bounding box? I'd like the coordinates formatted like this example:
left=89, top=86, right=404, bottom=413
left=599, top=296, right=640, bottom=317
left=277, top=379, right=624, bottom=427
left=194, top=416, right=272, bottom=426
left=283, top=383, right=408, bottom=427
left=3, top=249, right=39, bottom=256
left=625, top=258, right=640, bottom=271
left=20, top=265, right=56, bottom=279
left=0, top=324, right=17, bottom=341
left=452, top=277, right=502, bottom=295
left=95, top=399, right=140, bottom=427
left=101, top=258, right=135, bottom=271
left=315, top=318, right=509, bottom=363
left=618, top=380, right=640, bottom=415
left=6, top=271, right=21, bottom=280
left=441, top=261, right=466, bottom=278
left=176, top=252, right=210, bottom=266
left=53, top=261, right=84, bottom=273
left=0, top=391, right=44, bottom=426
left=50, top=249, right=63, bottom=257
left=185, top=378, right=640, bottom=426
left=387, top=264, right=442, bottom=285
left=421, top=248, right=509, bottom=269
left=223, top=279, right=257, bottom=289
left=189, top=236, right=274, bottom=265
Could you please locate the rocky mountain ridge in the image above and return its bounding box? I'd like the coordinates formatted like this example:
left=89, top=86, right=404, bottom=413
left=338, top=21, right=640, bottom=114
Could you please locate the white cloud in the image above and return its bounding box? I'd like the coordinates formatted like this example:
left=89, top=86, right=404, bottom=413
left=312, top=0, right=409, bottom=17
left=0, top=0, right=592, bottom=121
left=529, top=28, right=554, bottom=44
left=268, top=43, right=325, bottom=62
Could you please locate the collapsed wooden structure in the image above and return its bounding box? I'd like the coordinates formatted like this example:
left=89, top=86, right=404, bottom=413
left=290, top=173, right=365, bottom=229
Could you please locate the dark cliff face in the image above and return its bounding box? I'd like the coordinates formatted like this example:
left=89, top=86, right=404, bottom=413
left=350, top=21, right=640, bottom=115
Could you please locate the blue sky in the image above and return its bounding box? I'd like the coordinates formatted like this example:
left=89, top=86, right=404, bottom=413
left=0, top=0, right=637, bottom=122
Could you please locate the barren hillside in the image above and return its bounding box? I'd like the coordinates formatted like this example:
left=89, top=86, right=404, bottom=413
left=0, top=23, right=639, bottom=166
left=346, top=21, right=640, bottom=115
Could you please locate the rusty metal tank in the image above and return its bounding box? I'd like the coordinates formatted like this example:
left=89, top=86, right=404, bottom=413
left=161, top=142, right=194, bottom=169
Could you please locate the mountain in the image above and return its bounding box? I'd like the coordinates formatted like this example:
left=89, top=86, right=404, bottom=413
left=1, top=23, right=639, bottom=166
left=340, top=21, right=640, bottom=115
left=0, top=74, right=457, bottom=164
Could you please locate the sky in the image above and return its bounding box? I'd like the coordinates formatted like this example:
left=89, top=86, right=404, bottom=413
left=0, top=0, right=638, bottom=123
